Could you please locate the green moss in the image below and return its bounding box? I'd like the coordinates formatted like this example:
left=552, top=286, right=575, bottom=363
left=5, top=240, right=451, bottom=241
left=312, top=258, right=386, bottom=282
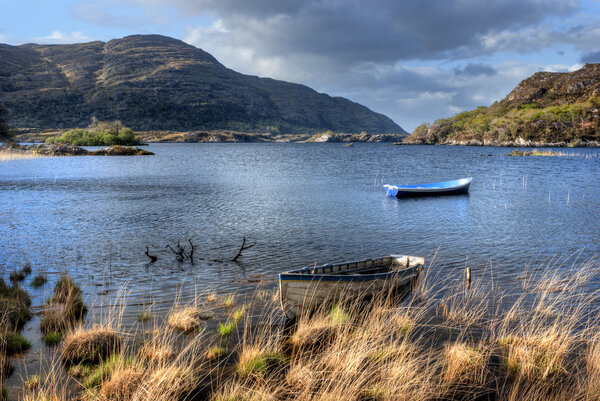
left=1, top=387, right=6, bottom=401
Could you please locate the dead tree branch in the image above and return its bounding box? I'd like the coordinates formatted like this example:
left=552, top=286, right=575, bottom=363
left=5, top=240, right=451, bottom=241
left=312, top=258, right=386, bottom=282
left=188, top=239, right=195, bottom=264
left=166, top=243, right=185, bottom=262
left=232, top=236, right=256, bottom=262
left=145, top=245, right=157, bottom=263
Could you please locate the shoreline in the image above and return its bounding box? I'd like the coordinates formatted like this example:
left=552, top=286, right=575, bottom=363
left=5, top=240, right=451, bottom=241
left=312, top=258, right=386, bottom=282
left=4, top=256, right=600, bottom=400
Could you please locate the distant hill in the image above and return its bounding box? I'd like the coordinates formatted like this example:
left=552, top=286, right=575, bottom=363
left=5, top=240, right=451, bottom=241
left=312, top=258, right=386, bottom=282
left=405, top=64, right=600, bottom=146
left=0, top=34, right=405, bottom=135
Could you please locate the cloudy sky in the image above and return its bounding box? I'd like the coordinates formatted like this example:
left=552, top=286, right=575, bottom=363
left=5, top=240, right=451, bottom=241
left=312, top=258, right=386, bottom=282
left=2, top=0, right=600, bottom=132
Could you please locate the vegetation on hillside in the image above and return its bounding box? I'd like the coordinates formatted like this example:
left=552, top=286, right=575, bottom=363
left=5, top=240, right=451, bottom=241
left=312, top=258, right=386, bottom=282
left=45, top=120, right=143, bottom=146
left=0, top=104, right=13, bottom=143
left=406, top=64, right=600, bottom=146
left=408, top=98, right=600, bottom=145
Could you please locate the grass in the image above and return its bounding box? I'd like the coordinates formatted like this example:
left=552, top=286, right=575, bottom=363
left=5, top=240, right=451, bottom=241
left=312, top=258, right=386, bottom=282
left=0, top=332, right=31, bottom=355
left=15, top=257, right=600, bottom=401
left=236, top=346, right=286, bottom=378
left=138, top=343, right=175, bottom=364
left=31, top=273, right=47, bottom=288
left=42, top=331, right=62, bottom=346
left=62, top=326, right=121, bottom=365
left=24, top=375, right=40, bottom=390
left=506, top=148, right=568, bottom=156
left=9, top=269, right=26, bottom=283
left=167, top=307, right=204, bottom=333
left=82, top=354, right=132, bottom=388
left=217, top=321, right=236, bottom=339
left=0, top=278, right=32, bottom=330
left=137, top=310, right=152, bottom=322
left=206, top=346, right=227, bottom=361
left=232, top=306, right=247, bottom=324
left=40, top=275, right=87, bottom=335
left=222, top=294, right=235, bottom=308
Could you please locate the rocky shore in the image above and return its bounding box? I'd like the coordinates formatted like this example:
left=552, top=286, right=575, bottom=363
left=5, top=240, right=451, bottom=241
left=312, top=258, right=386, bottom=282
left=1, top=143, right=154, bottom=156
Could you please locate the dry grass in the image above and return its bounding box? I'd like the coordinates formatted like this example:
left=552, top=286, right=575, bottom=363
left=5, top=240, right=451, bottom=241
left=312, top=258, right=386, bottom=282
left=14, top=257, right=600, bottom=401
left=61, top=326, right=121, bottom=365
left=0, top=148, right=46, bottom=161
left=100, top=367, right=143, bottom=400
left=138, top=343, right=175, bottom=364
left=167, top=307, right=204, bottom=333
left=443, top=343, right=487, bottom=384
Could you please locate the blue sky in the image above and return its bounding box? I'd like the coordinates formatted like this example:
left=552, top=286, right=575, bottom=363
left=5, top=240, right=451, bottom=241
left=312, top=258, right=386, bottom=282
left=2, top=0, right=600, bottom=131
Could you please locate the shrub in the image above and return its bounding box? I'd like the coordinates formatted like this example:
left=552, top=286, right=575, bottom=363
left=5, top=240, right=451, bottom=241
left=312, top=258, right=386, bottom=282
left=45, top=121, right=142, bottom=146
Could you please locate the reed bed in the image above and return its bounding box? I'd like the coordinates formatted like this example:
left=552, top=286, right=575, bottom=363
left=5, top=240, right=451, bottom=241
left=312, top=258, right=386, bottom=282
left=10, top=257, right=600, bottom=401
left=0, top=148, right=45, bottom=162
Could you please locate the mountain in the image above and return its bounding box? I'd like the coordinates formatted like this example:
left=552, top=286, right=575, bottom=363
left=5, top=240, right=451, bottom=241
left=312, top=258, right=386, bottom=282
left=405, top=64, right=600, bottom=146
left=0, top=34, right=404, bottom=135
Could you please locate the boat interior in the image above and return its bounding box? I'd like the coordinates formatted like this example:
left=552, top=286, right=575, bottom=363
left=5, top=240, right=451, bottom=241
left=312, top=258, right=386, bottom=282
left=292, top=255, right=424, bottom=276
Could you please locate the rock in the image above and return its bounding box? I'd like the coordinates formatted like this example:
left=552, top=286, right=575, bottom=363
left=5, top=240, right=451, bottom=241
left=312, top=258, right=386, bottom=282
left=89, top=146, right=154, bottom=156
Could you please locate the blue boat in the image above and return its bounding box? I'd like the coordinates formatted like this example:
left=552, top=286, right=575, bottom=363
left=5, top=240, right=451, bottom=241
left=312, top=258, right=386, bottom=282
left=279, top=254, right=424, bottom=318
left=384, top=177, right=472, bottom=198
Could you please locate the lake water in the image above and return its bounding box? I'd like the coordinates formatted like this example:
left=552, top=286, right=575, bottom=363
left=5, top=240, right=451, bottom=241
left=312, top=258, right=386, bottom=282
left=1, top=143, right=600, bottom=318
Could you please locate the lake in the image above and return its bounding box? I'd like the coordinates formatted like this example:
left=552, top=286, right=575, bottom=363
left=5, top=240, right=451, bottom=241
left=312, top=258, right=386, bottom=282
left=1, top=143, right=599, bottom=319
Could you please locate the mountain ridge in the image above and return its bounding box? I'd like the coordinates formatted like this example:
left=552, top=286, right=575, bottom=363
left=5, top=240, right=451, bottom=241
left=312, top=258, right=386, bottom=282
left=0, top=34, right=405, bottom=135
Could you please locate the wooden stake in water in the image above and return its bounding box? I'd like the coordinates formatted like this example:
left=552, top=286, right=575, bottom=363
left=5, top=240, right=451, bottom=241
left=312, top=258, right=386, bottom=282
left=567, top=189, right=570, bottom=207
left=374, top=172, right=378, bottom=187
left=548, top=191, right=551, bottom=204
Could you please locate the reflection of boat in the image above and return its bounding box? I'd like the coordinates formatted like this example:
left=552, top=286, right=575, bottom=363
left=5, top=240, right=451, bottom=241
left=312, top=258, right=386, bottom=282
left=279, top=254, right=424, bottom=319
left=384, top=177, right=472, bottom=198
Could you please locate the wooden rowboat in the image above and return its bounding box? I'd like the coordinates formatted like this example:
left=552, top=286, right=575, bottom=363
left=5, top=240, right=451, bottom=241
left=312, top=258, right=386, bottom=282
left=384, top=177, right=472, bottom=198
left=279, top=254, right=424, bottom=319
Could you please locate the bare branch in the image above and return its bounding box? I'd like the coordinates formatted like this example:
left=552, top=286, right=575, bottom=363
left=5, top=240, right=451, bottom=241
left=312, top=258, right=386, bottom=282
left=232, top=236, right=256, bottom=262
left=145, top=245, right=157, bottom=263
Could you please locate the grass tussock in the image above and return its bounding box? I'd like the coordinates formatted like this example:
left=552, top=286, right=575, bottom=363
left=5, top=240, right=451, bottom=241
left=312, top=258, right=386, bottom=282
left=40, top=276, right=87, bottom=336
left=61, top=326, right=121, bottom=365
left=138, top=343, right=175, bottom=364
left=31, top=273, right=47, bottom=288
left=167, top=306, right=204, bottom=333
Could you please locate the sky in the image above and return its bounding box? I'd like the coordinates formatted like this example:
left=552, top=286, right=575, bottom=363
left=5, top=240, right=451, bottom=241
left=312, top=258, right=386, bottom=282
left=2, top=0, right=600, bottom=132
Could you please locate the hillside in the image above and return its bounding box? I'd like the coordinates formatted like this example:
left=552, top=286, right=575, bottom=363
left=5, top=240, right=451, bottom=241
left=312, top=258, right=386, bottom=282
left=405, top=64, right=600, bottom=146
left=0, top=35, right=404, bottom=135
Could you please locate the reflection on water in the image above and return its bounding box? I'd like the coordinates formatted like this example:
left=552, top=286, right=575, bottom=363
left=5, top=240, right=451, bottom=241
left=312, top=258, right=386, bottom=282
left=1, top=143, right=599, bottom=318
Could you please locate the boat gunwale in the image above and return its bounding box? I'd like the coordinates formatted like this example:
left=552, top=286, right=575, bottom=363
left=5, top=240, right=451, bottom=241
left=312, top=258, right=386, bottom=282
left=279, top=255, right=423, bottom=282
left=384, top=177, right=472, bottom=192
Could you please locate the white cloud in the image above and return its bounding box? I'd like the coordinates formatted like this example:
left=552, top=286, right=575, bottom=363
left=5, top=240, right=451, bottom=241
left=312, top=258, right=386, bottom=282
left=34, top=30, right=93, bottom=44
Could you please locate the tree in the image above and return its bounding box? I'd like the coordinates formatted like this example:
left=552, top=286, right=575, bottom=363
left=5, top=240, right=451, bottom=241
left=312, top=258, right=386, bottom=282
left=0, top=103, right=13, bottom=143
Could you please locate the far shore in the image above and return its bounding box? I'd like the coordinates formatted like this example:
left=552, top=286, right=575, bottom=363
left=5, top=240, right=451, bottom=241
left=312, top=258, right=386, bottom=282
left=11, top=129, right=600, bottom=147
